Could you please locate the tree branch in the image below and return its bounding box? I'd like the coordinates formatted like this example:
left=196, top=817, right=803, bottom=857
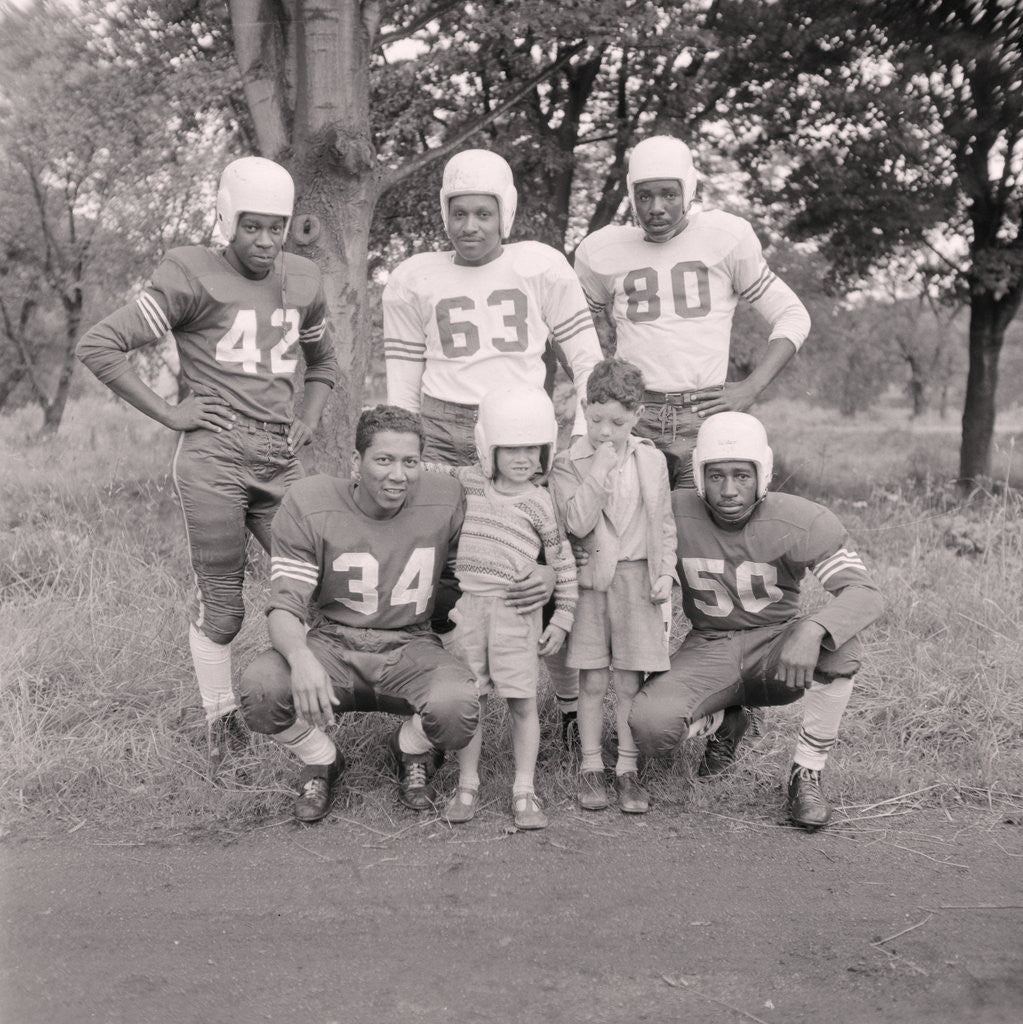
left=375, top=0, right=463, bottom=50
left=383, top=41, right=588, bottom=189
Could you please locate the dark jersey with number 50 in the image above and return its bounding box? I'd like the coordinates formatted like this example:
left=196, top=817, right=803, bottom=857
left=269, top=473, right=466, bottom=630
left=672, top=489, right=882, bottom=650
left=77, top=245, right=339, bottom=423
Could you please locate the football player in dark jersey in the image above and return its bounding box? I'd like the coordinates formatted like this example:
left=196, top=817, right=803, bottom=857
left=629, top=412, right=884, bottom=829
left=77, top=157, right=339, bottom=775
left=238, top=406, right=482, bottom=823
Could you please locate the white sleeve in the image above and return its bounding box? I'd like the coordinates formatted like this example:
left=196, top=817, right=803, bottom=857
left=573, top=236, right=613, bottom=314
left=729, top=222, right=811, bottom=350
left=383, top=271, right=427, bottom=412
left=542, top=253, right=603, bottom=438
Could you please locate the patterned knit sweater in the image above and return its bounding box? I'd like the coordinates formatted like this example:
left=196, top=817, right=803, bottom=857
left=428, top=463, right=577, bottom=632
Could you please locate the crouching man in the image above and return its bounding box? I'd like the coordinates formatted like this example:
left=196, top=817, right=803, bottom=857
left=239, top=405, right=481, bottom=823
left=629, top=412, right=883, bottom=829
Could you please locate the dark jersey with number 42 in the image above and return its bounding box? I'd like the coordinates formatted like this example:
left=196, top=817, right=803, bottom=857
left=77, top=246, right=339, bottom=423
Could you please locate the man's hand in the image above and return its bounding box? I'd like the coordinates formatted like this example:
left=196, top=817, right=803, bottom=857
left=691, top=379, right=759, bottom=417
left=505, top=564, right=556, bottom=615
left=287, top=418, right=314, bottom=453
left=650, top=574, right=673, bottom=604
left=290, top=647, right=340, bottom=729
left=165, top=395, right=236, bottom=432
left=775, top=619, right=828, bottom=690
left=538, top=623, right=567, bottom=657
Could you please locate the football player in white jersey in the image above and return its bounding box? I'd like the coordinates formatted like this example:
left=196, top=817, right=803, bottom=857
left=574, top=136, right=811, bottom=489
left=384, top=149, right=601, bottom=744
left=77, top=157, right=339, bottom=776
left=628, top=413, right=884, bottom=829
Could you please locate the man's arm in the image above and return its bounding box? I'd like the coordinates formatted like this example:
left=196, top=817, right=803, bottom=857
left=382, top=273, right=427, bottom=412
left=691, top=337, right=797, bottom=418
left=267, top=608, right=339, bottom=728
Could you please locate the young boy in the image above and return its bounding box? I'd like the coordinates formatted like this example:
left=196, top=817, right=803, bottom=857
left=436, top=387, right=578, bottom=830
left=77, top=157, right=339, bottom=774
left=550, top=359, right=677, bottom=814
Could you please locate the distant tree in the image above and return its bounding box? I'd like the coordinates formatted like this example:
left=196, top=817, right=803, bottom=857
left=0, top=0, right=231, bottom=430
left=718, top=0, right=1023, bottom=487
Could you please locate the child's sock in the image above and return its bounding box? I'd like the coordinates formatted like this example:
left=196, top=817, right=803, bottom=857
left=580, top=748, right=604, bottom=773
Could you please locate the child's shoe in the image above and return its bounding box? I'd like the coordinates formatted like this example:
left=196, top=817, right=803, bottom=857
left=512, top=791, right=548, bottom=830
left=443, top=787, right=479, bottom=824
left=577, top=770, right=609, bottom=810
left=614, top=771, right=649, bottom=814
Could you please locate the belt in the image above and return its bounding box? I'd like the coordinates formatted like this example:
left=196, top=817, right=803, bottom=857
left=642, top=386, right=722, bottom=407
left=234, top=413, right=289, bottom=436
left=421, top=393, right=479, bottom=424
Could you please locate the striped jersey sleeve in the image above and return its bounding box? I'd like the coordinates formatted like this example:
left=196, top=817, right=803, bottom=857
left=539, top=252, right=602, bottom=438
left=267, top=494, right=323, bottom=622
left=802, top=508, right=883, bottom=649
left=382, top=268, right=427, bottom=412
left=728, top=221, right=810, bottom=349
left=76, top=253, right=200, bottom=383
left=297, top=279, right=339, bottom=389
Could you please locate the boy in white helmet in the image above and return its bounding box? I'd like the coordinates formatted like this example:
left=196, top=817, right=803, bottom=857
left=628, top=412, right=884, bottom=830
left=77, top=156, right=339, bottom=775
left=573, top=136, right=810, bottom=489
left=433, top=386, right=578, bottom=830
left=384, top=148, right=601, bottom=744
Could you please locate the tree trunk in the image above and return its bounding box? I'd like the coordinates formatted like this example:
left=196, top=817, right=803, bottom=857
left=40, top=294, right=83, bottom=434
left=959, top=288, right=1021, bottom=486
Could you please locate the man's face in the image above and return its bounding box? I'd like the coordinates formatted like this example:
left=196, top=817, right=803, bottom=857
left=447, top=193, right=503, bottom=265
left=703, top=460, right=759, bottom=524
left=351, top=430, right=422, bottom=519
left=633, top=179, right=688, bottom=242
left=583, top=399, right=641, bottom=454
left=226, top=212, right=287, bottom=278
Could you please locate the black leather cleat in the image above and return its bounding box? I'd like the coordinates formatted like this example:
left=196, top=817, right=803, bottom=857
left=787, top=763, right=833, bottom=830
left=698, top=705, right=750, bottom=777
left=293, top=751, right=344, bottom=824
left=389, top=726, right=442, bottom=810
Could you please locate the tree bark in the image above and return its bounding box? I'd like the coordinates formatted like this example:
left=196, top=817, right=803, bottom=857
left=959, top=287, right=1021, bottom=486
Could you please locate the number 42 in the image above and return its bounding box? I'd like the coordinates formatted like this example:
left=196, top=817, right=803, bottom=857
left=215, top=308, right=300, bottom=374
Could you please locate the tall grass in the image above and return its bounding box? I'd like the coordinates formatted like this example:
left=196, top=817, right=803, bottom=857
left=1, top=397, right=1020, bottom=835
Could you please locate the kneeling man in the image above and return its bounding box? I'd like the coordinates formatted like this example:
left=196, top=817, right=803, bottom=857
left=629, top=412, right=883, bottom=829
left=239, top=405, right=479, bottom=822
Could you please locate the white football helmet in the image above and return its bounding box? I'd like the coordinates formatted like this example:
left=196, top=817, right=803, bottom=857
left=216, top=157, right=295, bottom=243
left=626, top=136, right=699, bottom=215
left=440, top=149, right=518, bottom=239
left=475, top=387, right=558, bottom=480
left=692, top=412, right=774, bottom=500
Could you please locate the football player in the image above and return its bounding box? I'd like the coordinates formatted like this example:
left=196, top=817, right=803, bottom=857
left=237, top=405, right=480, bottom=823
left=383, top=149, right=603, bottom=744
left=76, top=157, right=339, bottom=774
left=628, top=412, right=884, bottom=829
left=573, top=136, right=811, bottom=489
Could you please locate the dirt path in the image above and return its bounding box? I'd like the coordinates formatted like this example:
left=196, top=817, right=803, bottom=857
left=2, top=809, right=1021, bottom=1024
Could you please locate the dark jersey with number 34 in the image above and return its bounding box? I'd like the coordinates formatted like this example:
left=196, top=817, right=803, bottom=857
left=268, top=473, right=466, bottom=631
left=77, top=245, right=339, bottom=423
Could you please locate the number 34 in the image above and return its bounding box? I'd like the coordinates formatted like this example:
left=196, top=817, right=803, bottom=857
left=215, top=308, right=300, bottom=374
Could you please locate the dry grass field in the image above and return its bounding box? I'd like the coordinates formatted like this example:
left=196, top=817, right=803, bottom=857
left=1, top=395, right=1021, bottom=836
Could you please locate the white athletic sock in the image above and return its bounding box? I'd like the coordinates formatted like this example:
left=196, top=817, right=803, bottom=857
left=793, top=677, right=854, bottom=771
left=189, top=625, right=236, bottom=722
left=398, top=714, right=434, bottom=756
left=685, top=709, right=725, bottom=740
left=273, top=721, right=336, bottom=766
